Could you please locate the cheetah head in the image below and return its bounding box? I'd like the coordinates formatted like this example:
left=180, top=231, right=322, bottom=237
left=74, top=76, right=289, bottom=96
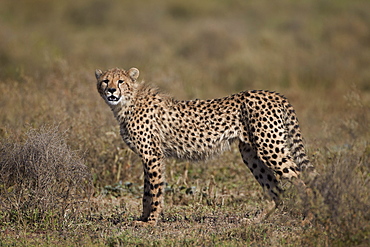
left=95, top=68, right=139, bottom=106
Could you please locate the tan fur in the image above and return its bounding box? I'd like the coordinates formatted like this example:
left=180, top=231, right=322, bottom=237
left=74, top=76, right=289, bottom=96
left=96, top=67, right=314, bottom=226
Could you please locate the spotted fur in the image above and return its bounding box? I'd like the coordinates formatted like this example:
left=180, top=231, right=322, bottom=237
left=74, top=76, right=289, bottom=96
left=95, top=67, right=314, bottom=225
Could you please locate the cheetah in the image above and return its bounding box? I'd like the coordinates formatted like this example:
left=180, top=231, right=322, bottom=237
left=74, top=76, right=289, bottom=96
left=95, top=67, right=314, bottom=226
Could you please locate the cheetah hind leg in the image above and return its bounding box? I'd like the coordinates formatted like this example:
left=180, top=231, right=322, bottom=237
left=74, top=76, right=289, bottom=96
left=252, top=199, right=278, bottom=223
left=252, top=182, right=283, bottom=223
left=238, top=142, right=283, bottom=222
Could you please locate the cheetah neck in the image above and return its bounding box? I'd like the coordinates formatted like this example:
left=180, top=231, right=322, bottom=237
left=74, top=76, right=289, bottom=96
left=109, top=88, right=137, bottom=121
left=111, top=83, right=162, bottom=122
left=111, top=102, right=131, bottom=121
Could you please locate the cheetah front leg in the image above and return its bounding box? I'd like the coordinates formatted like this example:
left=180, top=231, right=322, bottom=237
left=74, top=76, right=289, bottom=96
left=135, top=155, right=165, bottom=226
left=141, top=170, right=152, bottom=221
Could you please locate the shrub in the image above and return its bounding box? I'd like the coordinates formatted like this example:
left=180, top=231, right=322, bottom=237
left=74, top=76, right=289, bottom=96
left=308, top=145, right=370, bottom=245
left=0, top=126, right=92, bottom=229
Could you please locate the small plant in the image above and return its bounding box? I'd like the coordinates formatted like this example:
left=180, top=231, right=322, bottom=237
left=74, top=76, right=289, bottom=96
left=0, top=126, right=93, bottom=229
left=310, top=146, right=370, bottom=245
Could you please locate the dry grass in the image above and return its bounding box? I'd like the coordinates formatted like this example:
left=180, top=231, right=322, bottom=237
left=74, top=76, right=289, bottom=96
left=0, top=0, right=370, bottom=246
left=0, top=126, right=92, bottom=230
left=314, top=151, right=370, bottom=244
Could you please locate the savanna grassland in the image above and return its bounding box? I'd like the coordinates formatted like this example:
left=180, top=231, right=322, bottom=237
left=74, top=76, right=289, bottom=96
left=1, top=0, right=370, bottom=246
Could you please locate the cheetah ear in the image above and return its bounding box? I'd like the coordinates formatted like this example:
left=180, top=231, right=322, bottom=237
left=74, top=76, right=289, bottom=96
left=95, top=69, right=103, bottom=80
left=128, top=68, right=139, bottom=81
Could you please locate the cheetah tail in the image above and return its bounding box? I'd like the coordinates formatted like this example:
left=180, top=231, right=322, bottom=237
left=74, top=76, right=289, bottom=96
left=284, top=104, right=313, bottom=173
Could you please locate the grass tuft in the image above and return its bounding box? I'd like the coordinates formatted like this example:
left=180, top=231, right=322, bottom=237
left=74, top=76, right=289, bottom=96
left=0, top=126, right=92, bottom=230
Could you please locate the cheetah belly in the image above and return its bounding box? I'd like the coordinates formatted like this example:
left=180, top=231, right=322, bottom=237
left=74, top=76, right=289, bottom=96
left=160, top=126, right=239, bottom=161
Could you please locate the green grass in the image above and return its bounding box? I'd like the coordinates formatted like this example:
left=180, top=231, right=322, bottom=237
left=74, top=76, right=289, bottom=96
left=1, top=0, right=370, bottom=246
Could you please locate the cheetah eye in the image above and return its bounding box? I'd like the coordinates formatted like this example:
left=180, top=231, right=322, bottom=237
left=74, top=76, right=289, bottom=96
left=102, top=79, right=109, bottom=84
left=118, top=80, right=124, bottom=84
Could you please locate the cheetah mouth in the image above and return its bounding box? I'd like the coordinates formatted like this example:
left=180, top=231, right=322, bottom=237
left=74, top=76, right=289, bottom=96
left=107, top=95, right=120, bottom=102
left=105, top=95, right=122, bottom=105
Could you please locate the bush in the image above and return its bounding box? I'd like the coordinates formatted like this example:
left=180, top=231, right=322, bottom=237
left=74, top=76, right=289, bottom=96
left=0, top=126, right=92, bottom=229
left=307, top=145, right=370, bottom=245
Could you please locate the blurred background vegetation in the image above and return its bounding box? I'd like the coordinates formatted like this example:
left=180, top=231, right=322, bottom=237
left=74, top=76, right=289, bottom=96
left=0, top=0, right=369, bottom=245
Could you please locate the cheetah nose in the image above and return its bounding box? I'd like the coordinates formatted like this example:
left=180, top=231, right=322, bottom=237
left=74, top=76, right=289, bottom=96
left=107, top=88, right=116, bottom=93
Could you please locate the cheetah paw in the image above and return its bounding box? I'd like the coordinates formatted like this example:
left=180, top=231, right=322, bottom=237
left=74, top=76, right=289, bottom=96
left=131, top=220, right=156, bottom=227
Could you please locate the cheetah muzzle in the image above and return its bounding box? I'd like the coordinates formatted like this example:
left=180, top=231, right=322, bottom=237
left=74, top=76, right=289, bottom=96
left=95, top=67, right=315, bottom=226
left=107, top=94, right=120, bottom=103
